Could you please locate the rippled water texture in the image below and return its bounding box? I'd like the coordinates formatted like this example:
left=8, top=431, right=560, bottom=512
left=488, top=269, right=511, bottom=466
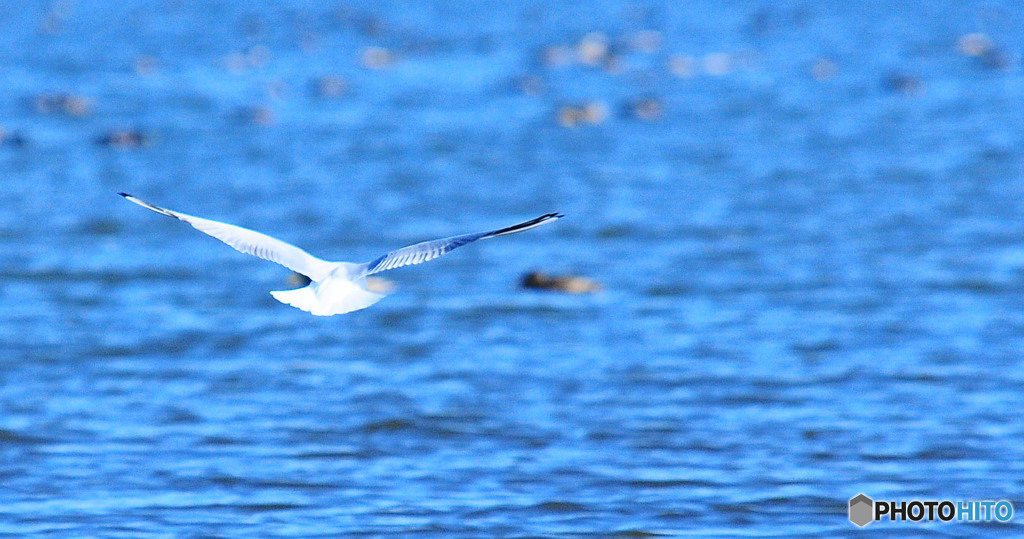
left=2, top=1, right=1024, bottom=536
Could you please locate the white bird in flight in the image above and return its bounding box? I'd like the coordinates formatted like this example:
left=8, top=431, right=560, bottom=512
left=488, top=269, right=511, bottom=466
left=119, top=193, right=562, bottom=316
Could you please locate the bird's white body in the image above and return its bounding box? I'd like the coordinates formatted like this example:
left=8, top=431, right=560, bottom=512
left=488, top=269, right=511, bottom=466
left=119, top=193, right=561, bottom=316
left=270, top=263, right=384, bottom=316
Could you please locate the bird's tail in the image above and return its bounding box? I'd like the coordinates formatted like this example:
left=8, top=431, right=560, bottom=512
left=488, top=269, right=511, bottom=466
left=270, top=281, right=385, bottom=316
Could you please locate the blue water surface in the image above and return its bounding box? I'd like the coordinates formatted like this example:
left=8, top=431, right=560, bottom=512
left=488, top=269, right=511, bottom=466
left=2, top=1, right=1024, bottom=537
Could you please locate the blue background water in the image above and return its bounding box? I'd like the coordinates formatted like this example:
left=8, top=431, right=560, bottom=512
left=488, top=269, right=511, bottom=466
left=2, top=1, right=1023, bottom=536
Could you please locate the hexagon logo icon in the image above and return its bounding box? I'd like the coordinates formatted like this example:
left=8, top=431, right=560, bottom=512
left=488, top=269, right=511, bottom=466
left=849, top=493, right=874, bottom=527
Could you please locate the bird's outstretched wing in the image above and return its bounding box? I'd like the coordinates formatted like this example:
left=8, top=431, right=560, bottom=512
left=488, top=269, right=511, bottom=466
left=365, top=213, right=562, bottom=275
left=119, top=193, right=337, bottom=281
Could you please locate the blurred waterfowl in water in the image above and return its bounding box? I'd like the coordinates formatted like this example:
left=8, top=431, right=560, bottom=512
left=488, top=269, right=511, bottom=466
left=234, top=106, right=275, bottom=126
left=626, top=30, right=662, bottom=54
left=576, top=31, right=610, bottom=67
left=223, top=45, right=271, bottom=72
left=134, top=55, right=159, bottom=76
left=809, top=58, right=838, bottom=81
left=361, top=46, right=396, bottom=69
left=557, top=101, right=608, bottom=128
left=624, top=96, right=664, bottom=122
left=667, top=54, right=696, bottom=78
left=31, top=93, right=92, bottom=117
left=957, top=32, right=1012, bottom=69
left=97, top=129, right=150, bottom=148
left=521, top=271, right=602, bottom=294
left=0, top=127, right=27, bottom=148
left=882, top=72, right=923, bottom=94
left=311, top=75, right=348, bottom=98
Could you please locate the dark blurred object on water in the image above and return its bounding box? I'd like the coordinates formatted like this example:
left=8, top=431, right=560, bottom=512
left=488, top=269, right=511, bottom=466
left=521, top=271, right=602, bottom=294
